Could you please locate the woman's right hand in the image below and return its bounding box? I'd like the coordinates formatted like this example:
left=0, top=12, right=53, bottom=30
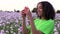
left=21, top=7, right=28, bottom=18
left=21, top=10, right=26, bottom=19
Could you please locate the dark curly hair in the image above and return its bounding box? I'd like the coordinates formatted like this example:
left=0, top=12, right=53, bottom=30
left=37, top=1, right=55, bottom=20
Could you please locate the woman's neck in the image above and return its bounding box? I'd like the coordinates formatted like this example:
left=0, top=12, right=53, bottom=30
left=41, top=17, right=45, bottom=20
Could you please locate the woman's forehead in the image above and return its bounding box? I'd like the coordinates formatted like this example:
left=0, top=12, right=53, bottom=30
left=37, top=3, right=42, bottom=7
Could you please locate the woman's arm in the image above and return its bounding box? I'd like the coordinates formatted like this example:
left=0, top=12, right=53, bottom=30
left=22, top=17, right=29, bottom=34
left=27, top=11, right=43, bottom=34
left=22, top=11, right=29, bottom=34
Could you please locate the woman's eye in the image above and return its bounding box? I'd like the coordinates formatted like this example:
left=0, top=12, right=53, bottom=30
left=39, top=7, right=42, bottom=9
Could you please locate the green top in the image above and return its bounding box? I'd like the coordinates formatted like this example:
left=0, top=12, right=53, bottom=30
left=27, top=18, right=54, bottom=34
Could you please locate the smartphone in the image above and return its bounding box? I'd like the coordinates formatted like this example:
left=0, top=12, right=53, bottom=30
left=23, top=7, right=29, bottom=14
left=22, top=7, right=28, bottom=15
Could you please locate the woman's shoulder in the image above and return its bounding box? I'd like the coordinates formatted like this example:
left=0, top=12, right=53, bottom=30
left=34, top=18, right=41, bottom=22
left=34, top=18, right=54, bottom=24
left=47, top=19, right=54, bottom=23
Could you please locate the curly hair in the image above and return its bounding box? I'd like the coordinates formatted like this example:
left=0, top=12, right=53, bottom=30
left=37, top=1, right=55, bottom=20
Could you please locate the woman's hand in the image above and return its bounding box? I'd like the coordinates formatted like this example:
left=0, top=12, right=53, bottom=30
left=21, top=10, right=26, bottom=20
left=23, top=7, right=32, bottom=19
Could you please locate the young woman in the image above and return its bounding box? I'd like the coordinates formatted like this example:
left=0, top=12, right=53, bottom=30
left=22, top=1, right=55, bottom=34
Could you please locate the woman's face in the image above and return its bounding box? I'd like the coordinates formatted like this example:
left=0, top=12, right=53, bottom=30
left=37, top=3, right=43, bottom=17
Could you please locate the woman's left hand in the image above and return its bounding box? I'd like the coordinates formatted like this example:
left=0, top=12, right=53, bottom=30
left=26, top=9, right=32, bottom=19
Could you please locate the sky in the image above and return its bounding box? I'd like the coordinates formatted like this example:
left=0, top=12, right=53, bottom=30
left=0, top=0, right=60, bottom=11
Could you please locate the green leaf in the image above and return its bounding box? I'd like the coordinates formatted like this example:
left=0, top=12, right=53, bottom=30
left=18, top=20, right=22, bottom=26
left=0, top=26, right=3, bottom=30
left=13, top=27, right=18, bottom=34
